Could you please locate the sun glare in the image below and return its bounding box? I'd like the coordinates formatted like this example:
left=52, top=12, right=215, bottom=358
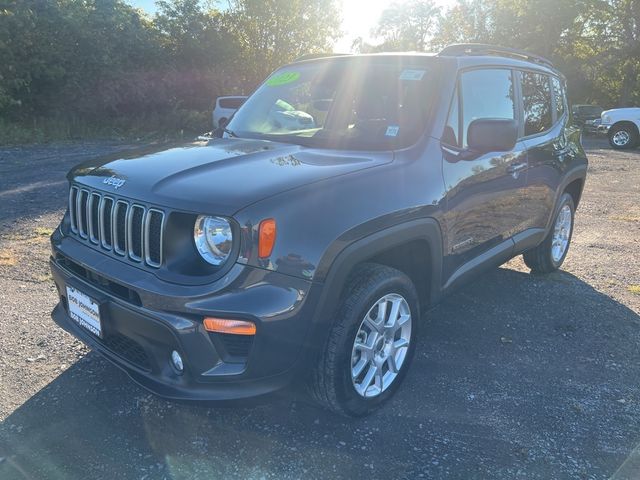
left=336, top=0, right=457, bottom=52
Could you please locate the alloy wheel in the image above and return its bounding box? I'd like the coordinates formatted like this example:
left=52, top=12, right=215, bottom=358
left=350, top=293, right=412, bottom=398
left=551, top=204, right=572, bottom=263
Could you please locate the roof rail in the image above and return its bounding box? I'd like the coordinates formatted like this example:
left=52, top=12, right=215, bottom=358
left=293, top=53, right=350, bottom=62
left=438, top=43, right=554, bottom=68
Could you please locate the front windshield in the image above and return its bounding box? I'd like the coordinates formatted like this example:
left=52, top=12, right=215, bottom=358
left=227, top=58, right=434, bottom=150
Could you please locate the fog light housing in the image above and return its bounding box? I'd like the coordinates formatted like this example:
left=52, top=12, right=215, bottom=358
left=170, top=350, right=184, bottom=374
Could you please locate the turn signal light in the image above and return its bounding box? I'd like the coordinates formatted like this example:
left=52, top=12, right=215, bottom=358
left=258, top=218, right=276, bottom=258
left=203, top=317, right=256, bottom=336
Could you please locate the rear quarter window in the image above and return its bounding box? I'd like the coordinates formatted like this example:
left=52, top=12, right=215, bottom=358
left=522, top=72, right=552, bottom=136
left=551, top=76, right=566, bottom=120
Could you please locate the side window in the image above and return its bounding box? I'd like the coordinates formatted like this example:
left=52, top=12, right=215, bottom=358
left=460, top=69, right=515, bottom=147
left=443, top=87, right=459, bottom=147
left=551, top=76, right=566, bottom=121
left=522, top=72, right=552, bottom=136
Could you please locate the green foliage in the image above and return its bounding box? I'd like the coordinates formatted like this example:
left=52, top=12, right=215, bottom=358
left=0, top=0, right=340, bottom=144
left=1, top=0, right=638, bottom=145
left=225, top=0, right=341, bottom=81
left=373, top=0, right=441, bottom=51
left=367, top=0, right=640, bottom=108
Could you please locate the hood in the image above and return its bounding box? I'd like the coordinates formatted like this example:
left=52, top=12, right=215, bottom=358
left=602, top=107, right=640, bottom=117
left=69, top=138, right=392, bottom=215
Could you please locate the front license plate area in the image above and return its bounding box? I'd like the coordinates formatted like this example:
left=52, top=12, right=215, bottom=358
left=66, top=285, right=102, bottom=337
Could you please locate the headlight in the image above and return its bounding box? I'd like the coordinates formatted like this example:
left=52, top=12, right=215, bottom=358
left=194, top=215, right=233, bottom=265
left=602, top=115, right=611, bottom=124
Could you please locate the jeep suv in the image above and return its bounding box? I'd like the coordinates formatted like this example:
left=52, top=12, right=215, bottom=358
left=50, top=44, right=587, bottom=416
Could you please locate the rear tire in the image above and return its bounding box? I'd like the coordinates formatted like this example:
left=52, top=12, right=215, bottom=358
left=309, top=263, right=419, bottom=417
left=608, top=123, right=638, bottom=150
left=523, top=193, right=575, bottom=273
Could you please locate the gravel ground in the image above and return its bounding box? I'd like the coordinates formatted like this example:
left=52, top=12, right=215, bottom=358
left=0, top=137, right=639, bottom=479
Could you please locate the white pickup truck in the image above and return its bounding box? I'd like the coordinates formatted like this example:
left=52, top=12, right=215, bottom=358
left=598, top=107, right=640, bottom=149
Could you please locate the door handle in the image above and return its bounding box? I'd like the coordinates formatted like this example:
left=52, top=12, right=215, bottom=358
left=507, top=163, right=527, bottom=173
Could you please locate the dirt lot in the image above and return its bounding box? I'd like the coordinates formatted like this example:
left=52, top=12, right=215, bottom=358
left=0, top=137, right=639, bottom=479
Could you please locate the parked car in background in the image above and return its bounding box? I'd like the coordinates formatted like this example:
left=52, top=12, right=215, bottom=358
left=213, top=96, right=247, bottom=129
left=571, top=104, right=603, bottom=129
left=583, top=118, right=601, bottom=135
left=50, top=45, right=587, bottom=417
left=598, top=107, right=640, bottom=149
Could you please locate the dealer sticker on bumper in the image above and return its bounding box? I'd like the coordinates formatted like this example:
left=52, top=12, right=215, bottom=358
left=66, top=285, right=102, bottom=337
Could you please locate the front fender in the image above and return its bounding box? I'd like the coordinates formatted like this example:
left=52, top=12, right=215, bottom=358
left=291, top=218, right=444, bottom=369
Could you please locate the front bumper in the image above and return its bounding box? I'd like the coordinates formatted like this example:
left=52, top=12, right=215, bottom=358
left=49, top=233, right=318, bottom=401
left=597, top=124, right=611, bottom=133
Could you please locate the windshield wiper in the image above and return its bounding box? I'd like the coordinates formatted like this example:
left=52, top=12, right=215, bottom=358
left=212, top=126, right=239, bottom=138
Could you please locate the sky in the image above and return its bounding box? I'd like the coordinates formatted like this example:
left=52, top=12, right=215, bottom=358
left=128, top=0, right=456, bottom=52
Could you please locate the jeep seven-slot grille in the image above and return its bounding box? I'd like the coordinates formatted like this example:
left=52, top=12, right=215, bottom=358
left=69, top=185, right=165, bottom=268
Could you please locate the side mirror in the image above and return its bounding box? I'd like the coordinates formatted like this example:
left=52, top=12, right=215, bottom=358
left=467, top=118, right=517, bottom=153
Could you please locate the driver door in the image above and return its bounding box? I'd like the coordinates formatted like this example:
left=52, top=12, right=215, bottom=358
left=441, top=68, right=529, bottom=285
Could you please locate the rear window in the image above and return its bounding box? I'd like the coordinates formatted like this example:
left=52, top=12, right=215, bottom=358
left=577, top=106, right=602, bottom=115
left=522, top=72, right=552, bottom=136
left=218, top=97, right=246, bottom=109
left=552, top=77, right=566, bottom=120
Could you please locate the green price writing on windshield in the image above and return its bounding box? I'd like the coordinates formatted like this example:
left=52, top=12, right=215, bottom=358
left=266, top=71, right=300, bottom=86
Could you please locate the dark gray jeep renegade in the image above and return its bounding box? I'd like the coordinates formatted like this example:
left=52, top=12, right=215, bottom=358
left=50, top=45, right=587, bottom=416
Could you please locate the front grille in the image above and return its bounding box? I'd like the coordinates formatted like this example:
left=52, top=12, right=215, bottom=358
left=69, top=185, right=165, bottom=268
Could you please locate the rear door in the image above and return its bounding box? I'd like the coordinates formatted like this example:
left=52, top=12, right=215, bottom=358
left=441, top=68, right=529, bottom=284
left=519, top=71, right=568, bottom=233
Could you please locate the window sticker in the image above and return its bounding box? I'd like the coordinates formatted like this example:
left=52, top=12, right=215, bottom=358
left=399, top=69, right=426, bottom=81
left=266, top=71, right=300, bottom=87
left=385, top=125, right=400, bottom=137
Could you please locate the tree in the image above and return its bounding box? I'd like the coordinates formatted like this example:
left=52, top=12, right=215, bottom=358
left=585, top=0, right=640, bottom=106
left=155, top=0, right=233, bottom=68
left=433, top=0, right=493, bottom=48
left=225, top=0, right=341, bottom=80
left=372, top=0, right=441, bottom=51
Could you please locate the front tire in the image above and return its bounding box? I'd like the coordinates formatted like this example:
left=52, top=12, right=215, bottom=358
left=309, top=263, right=419, bottom=417
left=523, top=193, right=575, bottom=273
left=608, top=124, right=638, bottom=150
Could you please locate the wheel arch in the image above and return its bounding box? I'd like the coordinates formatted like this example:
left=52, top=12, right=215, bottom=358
left=564, top=177, right=585, bottom=209
left=310, top=218, right=444, bottom=332
left=542, top=165, right=587, bottom=235
left=611, top=120, right=640, bottom=135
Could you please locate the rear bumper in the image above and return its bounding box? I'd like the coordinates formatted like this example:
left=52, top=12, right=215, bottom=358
left=49, top=236, right=318, bottom=401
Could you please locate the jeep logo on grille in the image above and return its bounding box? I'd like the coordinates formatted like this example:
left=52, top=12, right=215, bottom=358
left=103, top=175, right=126, bottom=189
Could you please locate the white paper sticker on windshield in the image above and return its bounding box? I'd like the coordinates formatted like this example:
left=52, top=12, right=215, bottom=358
left=385, top=125, right=400, bottom=137
left=400, top=69, right=426, bottom=81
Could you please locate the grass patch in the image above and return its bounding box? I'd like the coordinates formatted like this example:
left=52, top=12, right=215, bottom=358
left=628, top=285, right=640, bottom=295
left=0, top=111, right=210, bottom=146
left=0, top=249, right=18, bottom=266
left=34, top=227, right=55, bottom=236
